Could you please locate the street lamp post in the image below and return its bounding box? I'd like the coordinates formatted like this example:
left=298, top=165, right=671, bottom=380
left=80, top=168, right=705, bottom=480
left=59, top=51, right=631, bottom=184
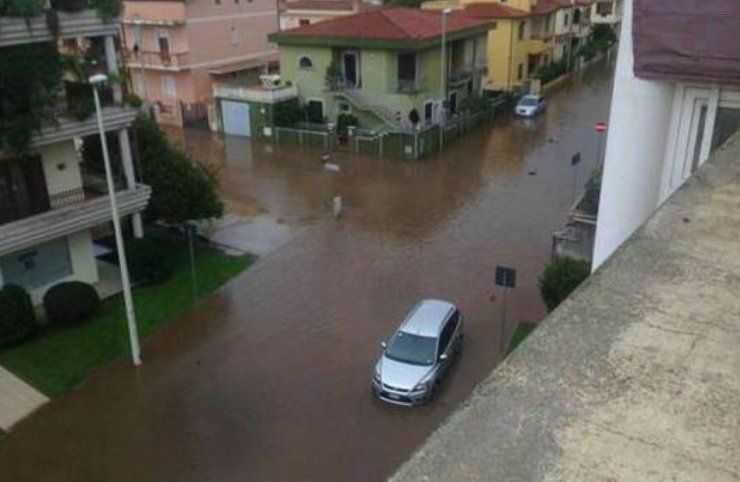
left=90, top=73, right=142, bottom=366
left=439, top=8, right=452, bottom=152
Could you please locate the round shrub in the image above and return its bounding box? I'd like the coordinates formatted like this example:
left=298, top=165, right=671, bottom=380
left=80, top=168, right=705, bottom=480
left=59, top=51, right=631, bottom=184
left=539, top=257, right=591, bottom=312
left=0, top=284, right=38, bottom=347
left=126, top=237, right=175, bottom=285
left=44, top=281, right=100, bottom=326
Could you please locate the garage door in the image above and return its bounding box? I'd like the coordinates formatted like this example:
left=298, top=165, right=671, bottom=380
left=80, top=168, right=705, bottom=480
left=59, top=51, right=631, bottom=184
left=221, top=100, right=251, bottom=137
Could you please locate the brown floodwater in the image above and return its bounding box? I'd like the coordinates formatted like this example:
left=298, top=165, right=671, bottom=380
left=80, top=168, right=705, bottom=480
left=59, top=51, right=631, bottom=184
left=0, top=65, right=613, bottom=482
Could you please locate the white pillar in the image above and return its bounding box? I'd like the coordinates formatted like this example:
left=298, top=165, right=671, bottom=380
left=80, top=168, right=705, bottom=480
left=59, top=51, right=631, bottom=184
left=104, top=35, right=123, bottom=104
left=118, top=128, right=144, bottom=238
left=591, top=0, right=675, bottom=270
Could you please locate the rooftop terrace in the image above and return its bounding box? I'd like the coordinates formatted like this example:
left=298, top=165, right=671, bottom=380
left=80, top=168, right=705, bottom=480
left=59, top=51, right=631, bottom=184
left=391, top=133, right=740, bottom=481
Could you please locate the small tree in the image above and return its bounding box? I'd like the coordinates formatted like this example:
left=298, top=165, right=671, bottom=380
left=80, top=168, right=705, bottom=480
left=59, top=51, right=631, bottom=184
left=132, top=115, right=223, bottom=224
left=539, top=257, right=591, bottom=311
left=324, top=61, right=343, bottom=90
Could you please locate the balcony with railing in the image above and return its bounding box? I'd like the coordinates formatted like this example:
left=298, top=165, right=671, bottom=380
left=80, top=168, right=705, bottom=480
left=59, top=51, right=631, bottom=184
left=396, top=79, right=424, bottom=94
left=449, top=63, right=486, bottom=84
left=126, top=50, right=190, bottom=71
left=0, top=9, right=120, bottom=47
left=214, top=82, right=298, bottom=104
left=29, top=84, right=138, bottom=148
left=0, top=175, right=151, bottom=257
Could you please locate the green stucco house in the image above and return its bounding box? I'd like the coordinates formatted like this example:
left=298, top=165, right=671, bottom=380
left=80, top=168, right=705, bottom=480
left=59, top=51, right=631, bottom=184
left=268, top=7, right=491, bottom=131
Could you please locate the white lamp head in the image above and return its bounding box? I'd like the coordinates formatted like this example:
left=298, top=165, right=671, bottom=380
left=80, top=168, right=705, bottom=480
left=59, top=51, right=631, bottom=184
left=88, top=73, right=108, bottom=86
left=443, top=8, right=452, bottom=14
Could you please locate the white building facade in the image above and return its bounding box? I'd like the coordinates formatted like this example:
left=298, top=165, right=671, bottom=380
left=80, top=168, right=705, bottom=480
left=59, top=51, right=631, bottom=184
left=0, top=10, right=150, bottom=303
left=592, top=0, right=739, bottom=269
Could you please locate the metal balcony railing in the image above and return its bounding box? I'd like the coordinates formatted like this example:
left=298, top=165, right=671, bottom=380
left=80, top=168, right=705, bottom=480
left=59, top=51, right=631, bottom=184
left=128, top=50, right=189, bottom=69
left=0, top=184, right=152, bottom=257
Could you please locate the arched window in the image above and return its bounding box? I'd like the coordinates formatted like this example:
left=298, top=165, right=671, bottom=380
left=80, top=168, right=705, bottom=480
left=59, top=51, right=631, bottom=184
left=298, top=56, right=313, bottom=69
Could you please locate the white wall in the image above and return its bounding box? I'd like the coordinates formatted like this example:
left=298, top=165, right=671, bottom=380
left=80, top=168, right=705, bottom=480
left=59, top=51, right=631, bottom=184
left=591, top=0, right=675, bottom=270
left=40, top=141, right=83, bottom=196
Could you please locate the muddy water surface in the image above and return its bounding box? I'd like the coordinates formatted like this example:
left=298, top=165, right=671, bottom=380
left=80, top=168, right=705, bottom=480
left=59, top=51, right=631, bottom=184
left=0, top=66, right=613, bottom=482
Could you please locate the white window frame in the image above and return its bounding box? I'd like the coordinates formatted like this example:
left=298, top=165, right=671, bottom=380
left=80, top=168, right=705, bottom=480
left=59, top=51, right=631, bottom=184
left=660, top=84, right=740, bottom=202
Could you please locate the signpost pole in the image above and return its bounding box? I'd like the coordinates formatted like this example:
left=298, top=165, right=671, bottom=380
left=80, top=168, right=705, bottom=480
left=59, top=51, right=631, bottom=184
left=500, top=286, right=508, bottom=357
left=187, top=224, right=198, bottom=304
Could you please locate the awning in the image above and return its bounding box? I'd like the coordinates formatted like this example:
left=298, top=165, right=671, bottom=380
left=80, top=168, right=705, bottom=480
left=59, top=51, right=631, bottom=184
left=208, top=53, right=279, bottom=75
left=633, top=0, right=740, bottom=85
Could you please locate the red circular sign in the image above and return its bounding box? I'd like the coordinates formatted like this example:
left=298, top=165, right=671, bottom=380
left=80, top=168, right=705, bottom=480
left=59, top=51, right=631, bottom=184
left=594, top=122, right=607, bottom=133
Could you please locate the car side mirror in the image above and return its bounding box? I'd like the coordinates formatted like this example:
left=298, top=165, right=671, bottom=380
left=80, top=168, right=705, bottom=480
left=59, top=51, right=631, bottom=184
left=380, top=341, right=387, bottom=349
left=439, top=353, right=448, bottom=361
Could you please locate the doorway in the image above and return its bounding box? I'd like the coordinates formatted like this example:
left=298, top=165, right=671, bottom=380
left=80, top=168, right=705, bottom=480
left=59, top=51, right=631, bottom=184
left=342, top=51, right=360, bottom=88
left=158, top=33, right=171, bottom=64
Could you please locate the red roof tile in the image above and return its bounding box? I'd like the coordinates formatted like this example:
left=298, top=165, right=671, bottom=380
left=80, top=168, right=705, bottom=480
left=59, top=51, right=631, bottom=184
left=463, top=3, right=528, bottom=19
left=531, top=0, right=562, bottom=15
left=274, top=7, right=492, bottom=41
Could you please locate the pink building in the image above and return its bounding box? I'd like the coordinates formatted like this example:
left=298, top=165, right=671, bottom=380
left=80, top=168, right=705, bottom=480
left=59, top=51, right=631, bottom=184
left=122, top=0, right=279, bottom=128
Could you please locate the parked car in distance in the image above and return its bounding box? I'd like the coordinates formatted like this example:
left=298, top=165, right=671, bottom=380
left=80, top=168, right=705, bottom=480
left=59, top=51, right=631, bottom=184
left=372, top=299, right=463, bottom=406
left=515, top=94, right=547, bottom=117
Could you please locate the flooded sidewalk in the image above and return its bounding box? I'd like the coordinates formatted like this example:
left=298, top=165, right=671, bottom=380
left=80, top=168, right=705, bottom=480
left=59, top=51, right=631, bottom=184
left=0, top=65, right=614, bottom=482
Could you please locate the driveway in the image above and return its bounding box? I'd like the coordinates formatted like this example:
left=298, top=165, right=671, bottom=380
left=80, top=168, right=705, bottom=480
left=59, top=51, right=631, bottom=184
left=0, top=65, right=614, bottom=482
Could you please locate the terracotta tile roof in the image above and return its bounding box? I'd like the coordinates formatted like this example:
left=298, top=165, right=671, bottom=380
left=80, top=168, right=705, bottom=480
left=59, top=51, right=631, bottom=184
left=282, top=0, right=378, bottom=12
left=531, top=0, right=562, bottom=15
left=274, top=7, right=492, bottom=41
left=463, top=3, right=529, bottom=19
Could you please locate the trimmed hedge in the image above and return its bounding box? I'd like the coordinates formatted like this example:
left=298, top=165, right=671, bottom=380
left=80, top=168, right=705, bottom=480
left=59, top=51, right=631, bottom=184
left=44, top=282, right=100, bottom=326
left=539, top=257, right=591, bottom=311
left=0, top=284, right=37, bottom=347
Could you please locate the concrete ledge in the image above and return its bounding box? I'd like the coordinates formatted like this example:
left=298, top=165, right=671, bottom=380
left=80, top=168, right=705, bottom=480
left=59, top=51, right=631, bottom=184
left=390, top=134, right=740, bottom=481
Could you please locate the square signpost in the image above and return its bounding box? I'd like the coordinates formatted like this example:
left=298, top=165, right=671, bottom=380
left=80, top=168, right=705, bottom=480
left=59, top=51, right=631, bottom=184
left=495, top=266, right=516, bottom=359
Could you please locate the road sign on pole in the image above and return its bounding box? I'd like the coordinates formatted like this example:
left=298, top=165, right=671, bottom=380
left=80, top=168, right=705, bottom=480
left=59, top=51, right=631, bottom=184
left=571, top=152, right=581, bottom=204
left=494, top=265, right=516, bottom=359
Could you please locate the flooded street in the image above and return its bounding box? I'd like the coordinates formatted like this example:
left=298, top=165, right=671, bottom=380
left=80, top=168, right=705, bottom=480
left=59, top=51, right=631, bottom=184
left=0, top=65, right=613, bottom=482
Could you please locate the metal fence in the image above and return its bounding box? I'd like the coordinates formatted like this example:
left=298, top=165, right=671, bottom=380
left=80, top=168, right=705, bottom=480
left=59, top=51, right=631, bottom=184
left=272, top=96, right=508, bottom=160
left=274, top=126, right=333, bottom=149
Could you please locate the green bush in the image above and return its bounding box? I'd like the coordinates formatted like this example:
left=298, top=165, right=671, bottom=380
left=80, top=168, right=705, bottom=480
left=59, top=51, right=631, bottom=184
left=539, top=257, right=591, bottom=311
left=534, top=59, right=567, bottom=84
left=0, top=0, right=45, bottom=16
left=133, top=114, right=223, bottom=224
left=324, top=61, right=343, bottom=90
left=0, top=284, right=38, bottom=347
left=43, top=281, right=100, bottom=326
left=273, top=98, right=304, bottom=127
left=126, top=237, right=176, bottom=285
left=336, top=113, right=358, bottom=136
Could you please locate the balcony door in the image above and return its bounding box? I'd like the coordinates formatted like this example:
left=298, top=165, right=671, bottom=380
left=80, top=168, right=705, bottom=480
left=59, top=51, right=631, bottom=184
left=156, top=30, right=171, bottom=65
left=342, top=51, right=360, bottom=88
left=0, top=157, right=49, bottom=225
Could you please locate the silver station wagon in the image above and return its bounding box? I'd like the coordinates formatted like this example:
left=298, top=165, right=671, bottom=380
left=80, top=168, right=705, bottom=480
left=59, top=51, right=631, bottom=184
left=372, top=299, right=463, bottom=406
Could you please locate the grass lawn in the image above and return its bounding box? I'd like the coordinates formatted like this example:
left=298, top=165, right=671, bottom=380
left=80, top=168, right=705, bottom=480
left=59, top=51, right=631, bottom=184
left=0, top=238, right=254, bottom=398
left=506, top=322, right=537, bottom=356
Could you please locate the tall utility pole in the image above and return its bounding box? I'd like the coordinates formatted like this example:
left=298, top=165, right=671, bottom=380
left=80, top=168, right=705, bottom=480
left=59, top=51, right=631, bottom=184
left=90, top=74, right=142, bottom=366
left=439, top=8, right=451, bottom=152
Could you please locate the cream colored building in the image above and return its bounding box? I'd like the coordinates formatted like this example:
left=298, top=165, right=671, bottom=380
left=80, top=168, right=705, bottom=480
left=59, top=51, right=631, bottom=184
left=0, top=9, right=150, bottom=303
